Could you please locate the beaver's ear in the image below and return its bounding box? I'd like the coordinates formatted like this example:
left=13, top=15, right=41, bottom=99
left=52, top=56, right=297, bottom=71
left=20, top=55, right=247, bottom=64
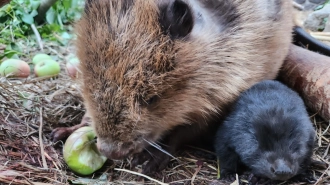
left=159, top=0, right=194, bottom=39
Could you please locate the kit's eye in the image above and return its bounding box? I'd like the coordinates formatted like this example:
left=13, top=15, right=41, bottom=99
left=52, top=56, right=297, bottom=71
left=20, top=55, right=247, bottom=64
left=289, top=143, right=301, bottom=153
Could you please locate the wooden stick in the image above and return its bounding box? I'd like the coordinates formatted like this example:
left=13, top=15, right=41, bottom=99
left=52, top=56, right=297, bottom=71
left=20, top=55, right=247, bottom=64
left=39, top=107, right=48, bottom=169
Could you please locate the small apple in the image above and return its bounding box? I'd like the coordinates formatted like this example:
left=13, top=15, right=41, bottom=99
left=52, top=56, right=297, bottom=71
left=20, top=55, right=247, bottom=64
left=34, top=60, right=60, bottom=77
left=32, top=53, right=52, bottom=65
left=63, top=126, right=107, bottom=175
left=0, top=59, right=30, bottom=78
left=66, top=57, right=80, bottom=79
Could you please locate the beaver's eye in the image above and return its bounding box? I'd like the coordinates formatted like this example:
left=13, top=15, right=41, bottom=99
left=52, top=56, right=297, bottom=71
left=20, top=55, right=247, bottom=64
left=289, top=143, right=301, bottom=153
left=138, top=95, right=159, bottom=107
left=146, top=95, right=158, bottom=105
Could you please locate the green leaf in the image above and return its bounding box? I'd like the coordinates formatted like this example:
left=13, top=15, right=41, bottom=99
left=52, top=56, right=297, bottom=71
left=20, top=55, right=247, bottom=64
left=61, top=32, right=72, bottom=39
left=16, top=0, right=25, bottom=5
left=30, top=9, right=38, bottom=17
left=58, top=31, right=72, bottom=45
left=30, top=0, right=41, bottom=10
left=71, top=0, right=80, bottom=7
left=0, top=0, right=85, bottom=47
left=0, top=4, right=11, bottom=18
left=46, top=7, right=56, bottom=24
left=63, top=0, right=72, bottom=10
left=3, top=49, right=19, bottom=59
left=14, top=9, right=24, bottom=16
left=21, top=13, right=34, bottom=24
left=57, top=12, right=64, bottom=29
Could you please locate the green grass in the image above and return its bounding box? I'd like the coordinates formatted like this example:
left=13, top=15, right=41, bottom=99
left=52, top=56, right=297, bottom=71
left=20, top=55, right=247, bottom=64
left=0, top=0, right=84, bottom=60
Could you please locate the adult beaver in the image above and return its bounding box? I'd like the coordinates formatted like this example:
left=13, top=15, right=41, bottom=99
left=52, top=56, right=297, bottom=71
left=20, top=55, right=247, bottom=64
left=53, top=0, right=294, bottom=175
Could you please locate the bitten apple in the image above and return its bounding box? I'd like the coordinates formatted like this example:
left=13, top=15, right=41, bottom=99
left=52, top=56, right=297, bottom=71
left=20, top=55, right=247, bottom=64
left=32, top=53, right=52, bottom=65
left=34, top=60, right=60, bottom=77
left=63, top=126, right=107, bottom=175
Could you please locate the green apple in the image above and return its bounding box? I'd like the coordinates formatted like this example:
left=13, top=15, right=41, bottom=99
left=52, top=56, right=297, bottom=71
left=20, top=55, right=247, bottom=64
left=0, top=59, right=30, bottom=78
left=63, top=126, right=107, bottom=176
left=32, top=53, right=52, bottom=65
left=66, top=57, right=80, bottom=79
left=34, top=60, right=60, bottom=77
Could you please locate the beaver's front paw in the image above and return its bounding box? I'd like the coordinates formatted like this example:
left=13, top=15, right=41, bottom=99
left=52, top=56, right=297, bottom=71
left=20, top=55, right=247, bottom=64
left=131, top=146, right=172, bottom=176
left=50, top=114, right=91, bottom=143
left=50, top=121, right=90, bottom=143
left=247, top=174, right=270, bottom=185
left=220, top=173, right=237, bottom=182
left=290, top=172, right=317, bottom=184
left=50, top=127, right=73, bottom=143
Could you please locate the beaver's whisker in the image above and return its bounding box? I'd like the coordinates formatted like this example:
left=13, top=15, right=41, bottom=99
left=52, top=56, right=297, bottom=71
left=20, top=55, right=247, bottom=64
left=144, top=148, right=155, bottom=159
left=143, top=139, right=177, bottom=160
left=155, top=141, right=170, bottom=148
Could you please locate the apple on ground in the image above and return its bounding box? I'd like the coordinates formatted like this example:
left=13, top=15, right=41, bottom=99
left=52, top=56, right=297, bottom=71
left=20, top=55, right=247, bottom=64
left=63, top=126, right=107, bottom=176
left=32, top=53, right=52, bottom=65
left=66, top=57, right=80, bottom=79
left=0, top=59, right=30, bottom=78
left=34, top=59, right=61, bottom=77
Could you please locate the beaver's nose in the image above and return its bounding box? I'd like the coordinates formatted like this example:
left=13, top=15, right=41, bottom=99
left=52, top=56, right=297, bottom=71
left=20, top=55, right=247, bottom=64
left=96, top=139, right=133, bottom=160
left=271, top=159, right=294, bottom=181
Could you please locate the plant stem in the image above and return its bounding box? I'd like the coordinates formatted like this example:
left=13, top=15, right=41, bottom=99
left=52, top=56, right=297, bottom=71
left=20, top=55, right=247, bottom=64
left=31, top=23, right=44, bottom=51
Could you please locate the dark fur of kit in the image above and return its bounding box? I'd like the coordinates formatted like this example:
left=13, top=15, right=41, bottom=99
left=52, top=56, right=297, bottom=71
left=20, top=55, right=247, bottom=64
left=215, top=80, right=316, bottom=184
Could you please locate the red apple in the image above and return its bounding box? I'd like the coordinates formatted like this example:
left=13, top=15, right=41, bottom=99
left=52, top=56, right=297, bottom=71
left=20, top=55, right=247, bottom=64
left=66, top=57, right=80, bottom=79
left=0, top=59, right=30, bottom=78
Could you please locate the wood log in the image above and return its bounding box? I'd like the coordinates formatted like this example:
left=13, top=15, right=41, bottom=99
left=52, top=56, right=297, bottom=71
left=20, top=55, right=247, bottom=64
left=278, top=44, right=330, bottom=121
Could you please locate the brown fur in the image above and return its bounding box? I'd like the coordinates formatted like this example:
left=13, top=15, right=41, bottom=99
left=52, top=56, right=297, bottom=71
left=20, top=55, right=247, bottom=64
left=74, top=0, right=293, bottom=168
left=0, top=0, right=10, bottom=8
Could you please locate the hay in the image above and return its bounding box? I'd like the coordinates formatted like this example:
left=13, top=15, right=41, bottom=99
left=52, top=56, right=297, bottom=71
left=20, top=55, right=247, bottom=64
left=0, top=41, right=329, bottom=185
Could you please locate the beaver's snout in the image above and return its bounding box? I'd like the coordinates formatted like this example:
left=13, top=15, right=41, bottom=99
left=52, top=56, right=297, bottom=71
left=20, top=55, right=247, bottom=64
left=96, top=139, right=136, bottom=160
left=269, top=159, right=296, bottom=181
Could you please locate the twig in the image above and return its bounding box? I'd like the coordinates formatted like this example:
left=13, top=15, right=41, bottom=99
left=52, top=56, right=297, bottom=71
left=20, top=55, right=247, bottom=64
left=217, top=157, right=220, bottom=179
left=187, top=145, right=216, bottom=155
left=114, top=168, right=169, bottom=185
left=322, top=121, right=330, bottom=135
left=310, top=34, right=330, bottom=42
left=43, top=151, right=60, bottom=170
left=191, top=161, right=202, bottom=185
left=314, top=165, right=330, bottom=185
left=230, top=174, right=239, bottom=185
left=31, top=23, right=44, bottom=51
left=309, top=31, right=330, bottom=36
left=39, top=107, right=48, bottom=169
left=322, top=144, right=330, bottom=159
left=10, top=25, right=14, bottom=42
left=319, top=126, right=322, bottom=147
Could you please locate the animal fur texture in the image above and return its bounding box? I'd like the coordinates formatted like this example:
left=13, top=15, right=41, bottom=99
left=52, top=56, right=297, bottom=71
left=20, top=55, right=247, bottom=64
left=215, top=80, right=315, bottom=181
